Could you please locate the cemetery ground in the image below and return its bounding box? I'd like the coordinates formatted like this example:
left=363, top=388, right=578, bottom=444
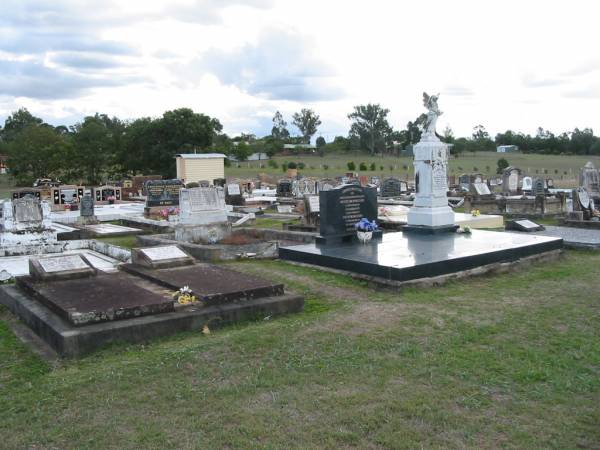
left=1, top=249, right=599, bottom=448
left=227, top=152, right=600, bottom=187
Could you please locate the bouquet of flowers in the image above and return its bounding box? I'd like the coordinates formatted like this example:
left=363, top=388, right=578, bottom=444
left=172, top=286, right=197, bottom=305
left=354, top=218, right=379, bottom=232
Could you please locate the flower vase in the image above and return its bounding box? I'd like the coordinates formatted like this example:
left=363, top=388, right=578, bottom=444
left=356, top=230, right=373, bottom=244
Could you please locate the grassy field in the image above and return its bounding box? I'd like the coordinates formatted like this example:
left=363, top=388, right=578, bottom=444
left=1, top=250, right=599, bottom=448
left=226, top=152, right=600, bottom=188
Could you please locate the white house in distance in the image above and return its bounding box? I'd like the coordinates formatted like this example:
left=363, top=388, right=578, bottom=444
left=497, top=145, right=519, bottom=153
left=175, top=153, right=226, bottom=185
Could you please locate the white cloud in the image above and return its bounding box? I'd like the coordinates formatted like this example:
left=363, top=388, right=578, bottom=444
left=1, top=0, right=599, bottom=138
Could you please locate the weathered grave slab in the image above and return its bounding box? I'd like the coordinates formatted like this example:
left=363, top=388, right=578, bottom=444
left=131, top=245, right=194, bottom=269
left=121, top=263, right=284, bottom=305
left=0, top=284, right=304, bottom=357
left=16, top=272, right=174, bottom=326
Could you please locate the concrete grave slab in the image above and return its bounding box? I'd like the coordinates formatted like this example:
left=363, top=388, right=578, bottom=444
left=121, top=263, right=284, bottom=306
left=16, top=272, right=174, bottom=326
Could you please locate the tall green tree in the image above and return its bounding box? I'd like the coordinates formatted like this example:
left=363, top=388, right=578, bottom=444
left=2, top=108, right=44, bottom=142
left=292, top=108, right=321, bottom=144
left=71, top=115, right=115, bottom=184
left=347, top=104, right=393, bottom=155
left=271, top=111, right=290, bottom=140
left=7, top=125, right=72, bottom=185
left=121, top=108, right=223, bottom=178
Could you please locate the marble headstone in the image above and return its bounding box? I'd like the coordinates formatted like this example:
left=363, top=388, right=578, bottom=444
left=178, top=187, right=228, bottom=225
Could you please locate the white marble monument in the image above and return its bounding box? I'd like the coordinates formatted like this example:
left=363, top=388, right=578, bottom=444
left=406, top=93, right=455, bottom=230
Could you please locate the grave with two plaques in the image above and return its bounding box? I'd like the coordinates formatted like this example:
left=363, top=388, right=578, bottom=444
left=1, top=245, right=304, bottom=357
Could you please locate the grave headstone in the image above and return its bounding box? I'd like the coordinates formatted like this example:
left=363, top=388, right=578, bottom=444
left=318, top=178, right=337, bottom=191
left=522, top=176, right=533, bottom=192
left=579, top=161, right=600, bottom=197
left=225, top=183, right=245, bottom=206
left=502, top=167, right=522, bottom=194
left=470, top=182, right=492, bottom=196
left=276, top=179, right=293, bottom=197
left=80, top=193, right=95, bottom=217
left=532, top=178, right=545, bottom=196
left=381, top=177, right=403, bottom=197
left=178, top=187, right=228, bottom=225
left=14, top=197, right=42, bottom=223
left=302, top=194, right=320, bottom=227
left=145, top=179, right=184, bottom=207
left=318, top=184, right=380, bottom=243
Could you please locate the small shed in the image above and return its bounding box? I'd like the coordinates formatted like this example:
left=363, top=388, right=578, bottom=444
left=175, top=153, right=226, bottom=185
left=497, top=145, right=519, bottom=153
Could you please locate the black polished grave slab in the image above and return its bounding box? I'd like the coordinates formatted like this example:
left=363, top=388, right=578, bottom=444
left=16, top=273, right=174, bottom=326
left=120, top=263, right=284, bottom=305
left=280, top=229, right=563, bottom=282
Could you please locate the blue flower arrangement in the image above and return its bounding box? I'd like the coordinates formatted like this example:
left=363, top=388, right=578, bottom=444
left=354, top=217, right=379, bottom=232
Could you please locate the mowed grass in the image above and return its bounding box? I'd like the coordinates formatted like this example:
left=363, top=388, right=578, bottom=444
left=227, top=152, right=600, bottom=188
left=1, top=250, right=600, bottom=448
left=95, top=234, right=139, bottom=249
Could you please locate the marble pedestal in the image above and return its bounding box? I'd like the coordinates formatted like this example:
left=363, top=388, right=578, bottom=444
left=406, top=135, right=455, bottom=231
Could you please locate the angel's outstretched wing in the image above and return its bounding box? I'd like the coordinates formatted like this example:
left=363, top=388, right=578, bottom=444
left=422, top=92, right=430, bottom=108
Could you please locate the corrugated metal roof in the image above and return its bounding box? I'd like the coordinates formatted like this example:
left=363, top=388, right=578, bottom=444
left=176, top=153, right=226, bottom=159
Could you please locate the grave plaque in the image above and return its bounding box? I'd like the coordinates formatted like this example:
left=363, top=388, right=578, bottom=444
left=505, top=219, right=545, bottom=232
left=132, top=245, right=194, bottom=269
left=145, top=179, right=184, bottom=207
left=39, top=255, right=89, bottom=272
left=319, top=184, right=378, bottom=239
left=381, top=177, right=403, bottom=197
left=522, top=176, right=533, bottom=191
left=29, top=254, right=96, bottom=281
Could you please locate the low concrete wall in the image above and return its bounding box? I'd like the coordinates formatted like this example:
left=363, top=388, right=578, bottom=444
left=465, top=194, right=566, bottom=217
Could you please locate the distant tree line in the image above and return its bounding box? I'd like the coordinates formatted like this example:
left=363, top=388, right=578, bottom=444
left=1, top=105, right=599, bottom=186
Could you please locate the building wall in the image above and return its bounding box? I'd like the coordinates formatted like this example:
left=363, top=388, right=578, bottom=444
left=176, top=157, right=224, bottom=184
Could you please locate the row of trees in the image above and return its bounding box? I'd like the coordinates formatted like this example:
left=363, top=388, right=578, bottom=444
left=2, top=105, right=599, bottom=186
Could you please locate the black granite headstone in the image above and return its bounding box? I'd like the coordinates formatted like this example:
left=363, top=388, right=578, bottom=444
left=276, top=179, right=293, bottom=197
left=145, top=179, right=184, bottom=207
left=381, top=177, right=403, bottom=197
left=532, top=178, right=545, bottom=196
left=318, top=184, right=380, bottom=244
left=80, top=194, right=94, bottom=217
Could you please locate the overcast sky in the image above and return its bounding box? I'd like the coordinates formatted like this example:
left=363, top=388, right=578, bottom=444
left=1, top=0, right=599, bottom=140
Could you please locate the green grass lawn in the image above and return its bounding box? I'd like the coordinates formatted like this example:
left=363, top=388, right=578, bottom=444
left=95, top=235, right=139, bottom=249
left=244, top=217, right=300, bottom=230
left=227, top=152, right=600, bottom=188
left=1, top=250, right=599, bottom=448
